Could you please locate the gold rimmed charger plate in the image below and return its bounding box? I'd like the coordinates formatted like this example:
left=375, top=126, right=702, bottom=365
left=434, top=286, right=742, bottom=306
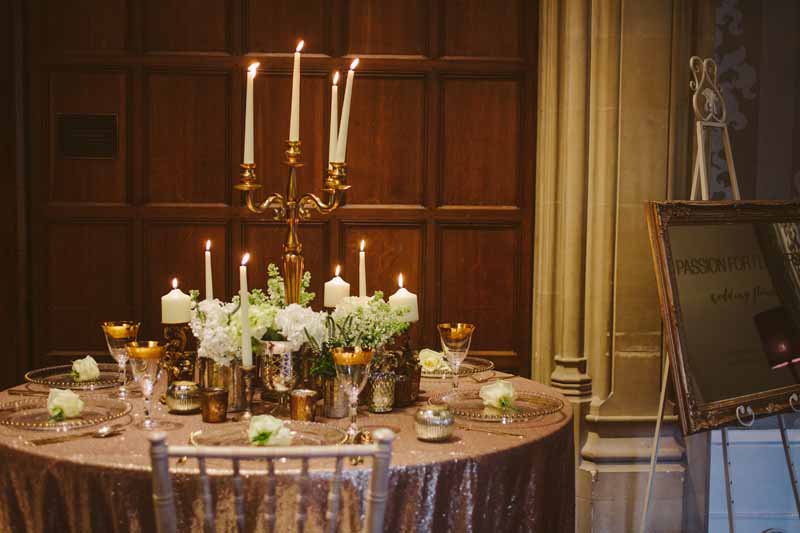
left=429, top=389, right=563, bottom=423
left=191, top=421, right=348, bottom=447
left=0, top=397, right=131, bottom=432
left=421, top=357, right=494, bottom=379
left=25, top=363, right=123, bottom=390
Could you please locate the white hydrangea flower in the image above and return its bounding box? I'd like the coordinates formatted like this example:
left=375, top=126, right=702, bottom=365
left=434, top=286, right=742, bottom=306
left=275, top=304, right=328, bottom=352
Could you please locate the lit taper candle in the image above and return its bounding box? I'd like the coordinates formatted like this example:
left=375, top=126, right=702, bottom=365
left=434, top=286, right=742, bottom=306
left=324, top=264, right=350, bottom=308
left=328, top=71, right=340, bottom=165
left=358, top=239, right=366, bottom=297
left=162, top=278, right=192, bottom=324
left=388, top=273, right=419, bottom=322
left=334, top=58, right=359, bottom=163
left=204, top=240, right=214, bottom=301
left=289, top=40, right=304, bottom=142
left=239, top=253, right=253, bottom=367
left=243, top=62, right=260, bottom=164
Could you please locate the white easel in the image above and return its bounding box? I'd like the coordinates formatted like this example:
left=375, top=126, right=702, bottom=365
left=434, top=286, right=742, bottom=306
left=639, top=56, right=800, bottom=533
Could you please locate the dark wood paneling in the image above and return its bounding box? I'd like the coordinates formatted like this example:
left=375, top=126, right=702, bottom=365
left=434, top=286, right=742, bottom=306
left=441, top=78, right=520, bottom=206
left=31, top=0, right=128, bottom=53
left=46, top=222, right=134, bottom=354
left=142, top=223, right=229, bottom=340
left=441, top=0, right=522, bottom=59
left=346, top=75, right=426, bottom=205
left=345, top=0, right=428, bottom=57
left=49, top=70, right=128, bottom=204
left=142, top=0, right=231, bottom=53
left=246, top=0, right=328, bottom=54
left=242, top=222, right=328, bottom=309
left=145, top=70, right=231, bottom=204
left=437, top=224, right=519, bottom=356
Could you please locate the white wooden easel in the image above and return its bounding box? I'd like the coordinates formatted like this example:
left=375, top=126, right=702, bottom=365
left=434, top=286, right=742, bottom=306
left=639, top=56, right=800, bottom=533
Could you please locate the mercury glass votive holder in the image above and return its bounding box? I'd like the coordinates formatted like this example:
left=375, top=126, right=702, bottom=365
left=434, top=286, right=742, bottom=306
left=200, top=387, right=228, bottom=423
left=414, top=405, right=455, bottom=442
left=368, top=372, right=396, bottom=413
left=290, top=389, right=317, bottom=422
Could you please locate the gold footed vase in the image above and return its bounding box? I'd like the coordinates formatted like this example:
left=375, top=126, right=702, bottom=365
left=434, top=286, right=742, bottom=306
left=197, top=358, right=248, bottom=412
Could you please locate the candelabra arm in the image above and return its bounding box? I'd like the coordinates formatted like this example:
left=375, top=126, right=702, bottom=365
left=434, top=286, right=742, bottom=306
left=298, top=191, right=343, bottom=217
left=245, top=192, right=287, bottom=220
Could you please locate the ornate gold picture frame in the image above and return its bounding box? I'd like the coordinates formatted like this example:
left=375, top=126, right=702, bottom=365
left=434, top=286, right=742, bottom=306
left=647, top=200, right=800, bottom=435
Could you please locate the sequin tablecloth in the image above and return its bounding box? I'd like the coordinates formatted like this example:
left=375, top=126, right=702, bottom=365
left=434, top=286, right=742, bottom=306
left=0, top=375, right=573, bottom=532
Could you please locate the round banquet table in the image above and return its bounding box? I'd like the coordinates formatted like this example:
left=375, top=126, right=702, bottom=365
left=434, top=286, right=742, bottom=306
left=0, top=373, right=573, bottom=533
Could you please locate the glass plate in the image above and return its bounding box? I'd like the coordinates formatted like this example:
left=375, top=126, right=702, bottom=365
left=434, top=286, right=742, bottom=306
left=0, top=397, right=131, bottom=432
left=191, top=421, right=348, bottom=446
left=25, top=363, right=123, bottom=390
left=421, top=357, right=494, bottom=379
left=429, top=389, right=564, bottom=422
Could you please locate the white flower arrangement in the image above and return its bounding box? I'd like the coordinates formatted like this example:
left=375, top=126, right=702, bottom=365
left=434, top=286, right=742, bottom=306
left=329, top=292, right=409, bottom=350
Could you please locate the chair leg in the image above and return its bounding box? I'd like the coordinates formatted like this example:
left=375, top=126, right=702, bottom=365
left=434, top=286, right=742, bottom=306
left=363, top=429, right=395, bottom=533
left=149, top=432, right=178, bottom=533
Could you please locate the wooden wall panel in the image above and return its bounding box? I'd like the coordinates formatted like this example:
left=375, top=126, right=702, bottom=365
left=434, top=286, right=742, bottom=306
left=142, top=0, right=231, bottom=53
left=246, top=0, right=328, bottom=54
left=46, top=222, right=134, bottom=356
left=346, top=75, right=426, bottom=205
left=49, top=70, right=128, bottom=204
left=254, top=72, right=326, bottom=198
left=345, top=0, right=428, bottom=57
left=31, top=0, right=128, bottom=53
left=142, top=223, right=229, bottom=339
left=441, top=78, right=520, bottom=206
left=437, top=225, right=518, bottom=357
left=242, top=222, right=328, bottom=308
left=441, top=0, right=522, bottom=59
left=145, top=71, right=231, bottom=204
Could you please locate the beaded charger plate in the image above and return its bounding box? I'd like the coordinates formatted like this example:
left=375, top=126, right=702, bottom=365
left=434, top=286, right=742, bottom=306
left=0, top=397, right=131, bottom=431
left=420, top=357, right=494, bottom=379
left=429, top=389, right=564, bottom=423
left=25, top=363, right=122, bottom=390
left=191, top=421, right=348, bottom=446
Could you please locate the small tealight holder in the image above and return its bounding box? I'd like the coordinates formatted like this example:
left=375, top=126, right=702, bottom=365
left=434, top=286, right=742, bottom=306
left=201, top=387, right=228, bottom=423
left=414, top=405, right=454, bottom=442
left=290, top=389, right=317, bottom=422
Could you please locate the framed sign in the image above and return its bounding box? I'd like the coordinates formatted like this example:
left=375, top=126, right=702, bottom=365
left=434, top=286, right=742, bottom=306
left=647, top=200, right=800, bottom=434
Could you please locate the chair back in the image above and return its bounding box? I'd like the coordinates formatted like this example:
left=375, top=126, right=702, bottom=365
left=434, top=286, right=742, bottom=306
left=148, top=429, right=395, bottom=533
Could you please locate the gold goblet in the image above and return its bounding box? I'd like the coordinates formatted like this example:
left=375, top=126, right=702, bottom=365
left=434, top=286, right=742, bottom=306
left=437, top=323, right=476, bottom=389
left=101, top=321, right=140, bottom=400
left=126, top=341, right=167, bottom=430
left=332, top=347, right=374, bottom=441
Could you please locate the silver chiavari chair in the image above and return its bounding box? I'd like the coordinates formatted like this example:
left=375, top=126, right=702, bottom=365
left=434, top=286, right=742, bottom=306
left=148, top=429, right=395, bottom=533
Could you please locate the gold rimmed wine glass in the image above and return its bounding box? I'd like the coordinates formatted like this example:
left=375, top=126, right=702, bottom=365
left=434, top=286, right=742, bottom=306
left=332, top=347, right=374, bottom=441
left=101, top=321, right=140, bottom=400
left=437, top=323, right=476, bottom=389
left=126, top=341, right=166, bottom=430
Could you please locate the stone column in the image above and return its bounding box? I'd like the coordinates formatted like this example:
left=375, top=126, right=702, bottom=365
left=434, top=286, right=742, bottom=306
left=534, top=1, right=702, bottom=531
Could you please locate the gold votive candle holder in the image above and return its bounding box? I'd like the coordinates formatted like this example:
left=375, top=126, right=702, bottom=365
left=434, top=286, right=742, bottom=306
left=201, top=387, right=228, bottom=423
left=166, top=381, right=201, bottom=414
left=290, top=389, right=317, bottom=422
left=414, top=405, right=455, bottom=442
left=368, top=372, right=396, bottom=413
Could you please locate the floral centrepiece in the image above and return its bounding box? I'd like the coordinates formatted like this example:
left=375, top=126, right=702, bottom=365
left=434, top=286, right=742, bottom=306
left=418, top=349, right=447, bottom=373
left=479, top=380, right=517, bottom=411
left=248, top=415, right=292, bottom=446
left=70, top=355, right=100, bottom=382
left=47, top=389, right=84, bottom=421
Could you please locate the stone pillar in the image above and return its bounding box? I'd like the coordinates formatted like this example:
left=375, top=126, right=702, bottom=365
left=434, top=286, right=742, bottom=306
left=534, top=1, right=704, bottom=531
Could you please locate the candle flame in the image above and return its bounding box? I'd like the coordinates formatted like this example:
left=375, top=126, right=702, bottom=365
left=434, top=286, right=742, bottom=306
left=335, top=265, right=341, bottom=276
left=247, top=62, right=260, bottom=77
left=296, top=40, right=305, bottom=52
left=398, top=273, right=404, bottom=288
left=172, top=278, right=178, bottom=289
left=333, top=71, right=340, bottom=85
left=360, top=239, right=365, bottom=252
left=349, top=58, right=360, bottom=70
left=241, top=253, right=250, bottom=266
left=205, top=239, right=211, bottom=251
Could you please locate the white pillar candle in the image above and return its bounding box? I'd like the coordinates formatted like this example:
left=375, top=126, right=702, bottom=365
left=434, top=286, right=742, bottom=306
left=243, top=62, right=259, bottom=164
left=204, top=240, right=214, bottom=301
left=289, top=40, right=304, bottom=142
left=358, top=239, right=366, bottom=297
left=162, top=278, right=192, bottom=324
left=324, top=265, right=350, bottom=308
left=334, top=58, right=359, bottom=163
left=240, top=253, right=253, bottom=367
left=388, top=273, right=419, bottom=322
left=328, top=71, right=339, bottom=165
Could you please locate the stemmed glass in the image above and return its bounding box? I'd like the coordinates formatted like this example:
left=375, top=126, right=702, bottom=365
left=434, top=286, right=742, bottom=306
left=101, top=321, right=140, bottom=399
left=332, top=347, right=374, bottom=441
left=437, top=323, right=476, bottom=389
left=126, top=341, right=166, bottom=430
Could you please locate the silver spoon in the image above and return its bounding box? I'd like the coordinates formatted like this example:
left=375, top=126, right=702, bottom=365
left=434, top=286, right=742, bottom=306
left=30, top=424, right=126, bottom=446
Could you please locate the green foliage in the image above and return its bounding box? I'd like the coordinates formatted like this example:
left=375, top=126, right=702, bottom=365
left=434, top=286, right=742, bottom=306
left=265, top=263, right=316, bottom=307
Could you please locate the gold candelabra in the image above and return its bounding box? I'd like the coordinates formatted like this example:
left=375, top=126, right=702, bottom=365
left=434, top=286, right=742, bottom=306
left=235, top=140, right=350, bottom=304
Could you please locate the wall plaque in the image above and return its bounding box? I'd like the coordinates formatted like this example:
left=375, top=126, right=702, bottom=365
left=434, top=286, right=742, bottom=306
left=57, top=113, right=117, bottom=159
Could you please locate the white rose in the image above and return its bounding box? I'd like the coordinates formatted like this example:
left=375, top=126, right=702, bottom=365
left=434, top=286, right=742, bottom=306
left=419, top=349, right=446, bottom=372
left=248, top=415, right=293, bottom=446
left=479, top=380, right=517, bottom=409
left=47, top=389, right=84, bottom=420
left=71, top=355, right=100, bottom=382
